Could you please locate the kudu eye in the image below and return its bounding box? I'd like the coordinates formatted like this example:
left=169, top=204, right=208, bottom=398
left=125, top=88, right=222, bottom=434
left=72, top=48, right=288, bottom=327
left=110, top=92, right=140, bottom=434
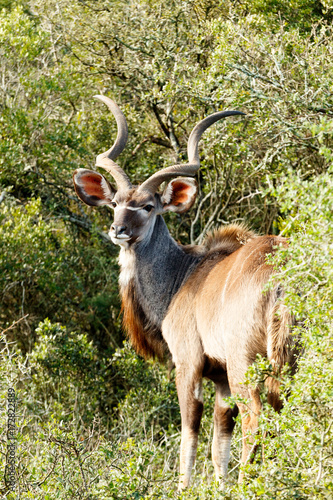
left=143, top=204, right=154, bottom=213
left=110, top=201, right=117, bottom=208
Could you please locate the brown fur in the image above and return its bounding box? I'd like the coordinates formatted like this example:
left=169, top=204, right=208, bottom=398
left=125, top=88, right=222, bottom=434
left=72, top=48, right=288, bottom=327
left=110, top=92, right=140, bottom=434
left=182, top=224, right=255, bottom=256
left=203, top=224, right=255, bottom=252
left=265, top=295, right=296, bottom=407
left=214, top=405, right=238, bottom=434
left=181, top=225, right=257, bottom=298
left=121, top=280, right=168, bottom=361
left=268, top=302, right=293, bottom=370
left=119, top=188, right=155, bottom=206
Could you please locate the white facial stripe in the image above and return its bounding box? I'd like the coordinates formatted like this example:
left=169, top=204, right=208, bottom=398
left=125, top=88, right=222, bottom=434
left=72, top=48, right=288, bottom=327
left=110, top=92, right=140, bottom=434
left=113, top=205, right=143, bottom=212
left=116, top=205, right=141, bottom=212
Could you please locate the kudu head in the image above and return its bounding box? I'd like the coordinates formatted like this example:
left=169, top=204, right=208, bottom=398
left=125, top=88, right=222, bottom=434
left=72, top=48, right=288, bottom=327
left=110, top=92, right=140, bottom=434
left=73, top=96, right=245, bottom=247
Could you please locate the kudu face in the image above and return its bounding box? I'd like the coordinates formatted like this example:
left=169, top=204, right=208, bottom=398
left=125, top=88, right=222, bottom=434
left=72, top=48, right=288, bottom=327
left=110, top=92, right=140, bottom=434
left=109, top=178, right=200, bottom=247
left=73, top=95, right=245, bottom=248
left=108, top=188, right=158, bottom=247
left=73, top=169, right=198, bottom=248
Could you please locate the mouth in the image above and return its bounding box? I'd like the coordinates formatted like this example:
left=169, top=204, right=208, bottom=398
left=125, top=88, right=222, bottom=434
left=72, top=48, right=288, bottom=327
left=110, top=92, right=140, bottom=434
left=114, top=234, right=131, bottom=240
left=109, top=232, right=132, bottom=245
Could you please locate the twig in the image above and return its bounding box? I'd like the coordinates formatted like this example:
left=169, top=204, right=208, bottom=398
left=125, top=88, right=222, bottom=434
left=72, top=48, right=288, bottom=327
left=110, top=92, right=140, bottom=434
left=0, top=315, right=29, bottom=335
left=131, top=136, right=172, bottom=156
left=36, top=455, right=59, bottom=486
left=73, top=445, right=89, bottom=494
left=316, top=420, right=333, bottom=485
left=237, top=190, right=261, bottom=203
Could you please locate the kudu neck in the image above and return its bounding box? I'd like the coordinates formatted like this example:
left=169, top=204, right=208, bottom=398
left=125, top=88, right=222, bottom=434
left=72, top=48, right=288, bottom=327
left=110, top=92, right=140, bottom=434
left=127, top=215, right=202, bottom=327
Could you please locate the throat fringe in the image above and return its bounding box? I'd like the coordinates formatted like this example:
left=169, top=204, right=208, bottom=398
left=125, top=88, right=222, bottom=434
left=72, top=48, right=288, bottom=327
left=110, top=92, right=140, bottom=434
left=121, top=280, right=168, bottom=360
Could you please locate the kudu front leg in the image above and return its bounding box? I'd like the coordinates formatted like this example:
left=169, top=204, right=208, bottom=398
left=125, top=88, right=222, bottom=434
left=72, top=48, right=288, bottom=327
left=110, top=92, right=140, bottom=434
left=211, top=378, right=238, bottom=486
left=176, top=366, right=204, bottom=490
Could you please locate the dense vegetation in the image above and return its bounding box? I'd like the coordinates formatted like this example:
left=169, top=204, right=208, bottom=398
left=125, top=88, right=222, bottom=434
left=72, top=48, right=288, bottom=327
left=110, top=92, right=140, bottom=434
left=0, top=0, right=332, bottom=497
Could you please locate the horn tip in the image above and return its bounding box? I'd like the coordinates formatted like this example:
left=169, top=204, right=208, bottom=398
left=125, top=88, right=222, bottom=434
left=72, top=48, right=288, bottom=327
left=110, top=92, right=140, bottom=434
left=93, top=94, right=116, bottom=106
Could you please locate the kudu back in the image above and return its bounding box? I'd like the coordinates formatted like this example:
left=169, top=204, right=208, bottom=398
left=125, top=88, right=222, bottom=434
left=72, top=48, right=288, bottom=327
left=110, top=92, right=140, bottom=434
left=73, top=96, right=295, bottom=488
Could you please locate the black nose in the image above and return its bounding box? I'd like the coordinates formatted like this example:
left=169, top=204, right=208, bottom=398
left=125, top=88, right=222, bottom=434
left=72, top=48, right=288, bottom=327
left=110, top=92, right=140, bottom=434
left=111, top=224, right=127, bottom=236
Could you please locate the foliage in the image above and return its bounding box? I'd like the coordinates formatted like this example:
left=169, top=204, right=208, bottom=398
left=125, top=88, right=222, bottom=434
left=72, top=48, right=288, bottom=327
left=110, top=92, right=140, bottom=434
left=30, top=0, right=333, bottom=241
left=248, top=143, right=333, bottom=498
left=0, top=7, right=122, bottom=349
left=0, top=195, right=120, bottom=352
left=0, top=0, right=333, bottom=498
left=237, top=0, right=333, bottom=30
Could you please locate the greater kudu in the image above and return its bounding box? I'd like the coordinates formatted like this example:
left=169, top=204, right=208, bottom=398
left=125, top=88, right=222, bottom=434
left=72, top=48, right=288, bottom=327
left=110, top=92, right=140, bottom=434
left=73, top=96, right=295, bottom=488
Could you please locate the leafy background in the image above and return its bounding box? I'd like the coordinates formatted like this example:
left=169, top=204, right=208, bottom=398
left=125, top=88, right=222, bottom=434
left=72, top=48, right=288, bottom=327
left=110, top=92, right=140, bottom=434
left=0, top=0, right=332, bottom=497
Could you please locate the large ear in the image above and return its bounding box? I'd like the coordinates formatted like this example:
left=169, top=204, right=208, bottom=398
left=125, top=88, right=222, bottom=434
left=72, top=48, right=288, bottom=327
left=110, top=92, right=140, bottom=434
left=161, top=178, right=198, bottom=213
left=73, top=168, right=116, bottom=206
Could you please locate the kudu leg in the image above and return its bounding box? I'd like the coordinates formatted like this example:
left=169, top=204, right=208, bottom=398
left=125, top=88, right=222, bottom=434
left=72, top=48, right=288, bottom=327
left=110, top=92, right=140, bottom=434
left=211, top=378, right=238, bottom=485
left=176, top=366, right=204, bottom=490
left=236, top=387, right=262, bottom=483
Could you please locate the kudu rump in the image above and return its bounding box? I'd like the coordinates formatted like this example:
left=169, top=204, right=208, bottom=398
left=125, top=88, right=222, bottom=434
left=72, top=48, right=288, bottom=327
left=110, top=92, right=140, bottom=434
left=73, top=96, right=294, bottom=488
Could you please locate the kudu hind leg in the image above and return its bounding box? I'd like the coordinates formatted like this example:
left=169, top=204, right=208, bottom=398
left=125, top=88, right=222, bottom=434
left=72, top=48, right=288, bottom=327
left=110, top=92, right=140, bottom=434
left=228, top=370, right=262, bottom=483
left=176, top=365, right=204, bottom=490
left=236, top=387, right=262, bottom=482
left=212, top=378, right=238, bottom=485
